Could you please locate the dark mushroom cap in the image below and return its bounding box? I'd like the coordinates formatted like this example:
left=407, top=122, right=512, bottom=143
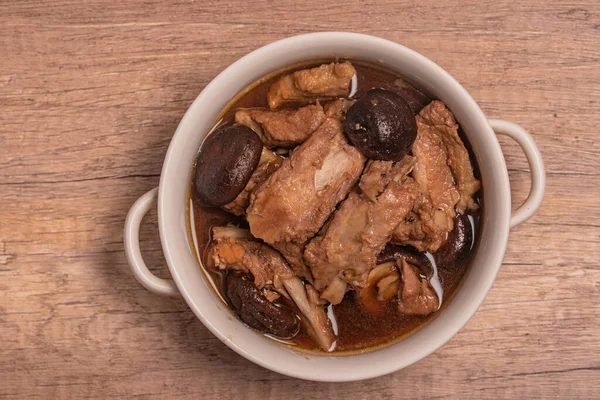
left=434, top=214, right=474, bottom=270
left=193, top=124, right=263, bottom=207
left=345, top=88, right=417, bottom=161
left=224, top=272, right=300, bottom=338
left=377, top=245, right=433, bottom=276
left=392, top=79, right=432, bottom=115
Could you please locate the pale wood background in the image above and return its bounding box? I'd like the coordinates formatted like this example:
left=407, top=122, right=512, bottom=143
left=1, top=0, right=599, bottom=398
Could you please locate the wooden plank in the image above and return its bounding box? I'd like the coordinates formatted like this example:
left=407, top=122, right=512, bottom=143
left=1, top=0, right=599, bottom=398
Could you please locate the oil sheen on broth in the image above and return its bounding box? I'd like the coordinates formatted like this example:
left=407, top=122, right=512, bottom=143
left=188, top=60, right=481, bottom=354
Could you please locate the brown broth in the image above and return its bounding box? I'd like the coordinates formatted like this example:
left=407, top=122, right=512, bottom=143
left=187, top=60, right=480, bottom=354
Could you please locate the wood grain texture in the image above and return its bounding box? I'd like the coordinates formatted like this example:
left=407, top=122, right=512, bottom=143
left=1, top=0, right=599, bottom=398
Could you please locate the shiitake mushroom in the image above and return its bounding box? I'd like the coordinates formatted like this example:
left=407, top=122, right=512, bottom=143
left=344, top=88, right=417, bottom=161
left=377, top=245, right=433, bottom=276
left=379, top=215, right=474, bottom=272
left=435, top=214, right=473, bottom=269
left=224, top=272, right=300, bottom=338
left=193, top=124, right=263, bottom=207
left=392, top=79, right=431, bottom=115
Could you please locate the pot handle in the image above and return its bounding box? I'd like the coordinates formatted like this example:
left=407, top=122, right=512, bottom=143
left=124, top=187, right=180, bottom=296
left=488, top=119, right=546, bottom=228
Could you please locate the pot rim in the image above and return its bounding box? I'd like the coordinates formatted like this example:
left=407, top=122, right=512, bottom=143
left=157, top=32, right=511, bottom=382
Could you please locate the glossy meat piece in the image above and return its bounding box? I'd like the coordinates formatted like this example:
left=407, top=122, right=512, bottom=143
left=393, top=201, right=451, bottom=253
left=358, top=159, right=396, bottom=202
left=305, top=192, right=368, bottom=302
left=267, top=62, right=356, bottom=109
left=418, top=101, right=481, bottom=213
left=392, top=101, right=479, bottom=252
left=235, top=103, right=326, bottom=148
left=247, top=118, right=366, bottom=279
left=208, top=227, right=336, bottom=351
left=320, top=275, right=348, bottom=305
left=304, top=156, right=420, bottom=304
left=223, top=148, right=282, bottom=216
left=209, top=226, right=293, bottom=292
left=324, top=98, right=356, bottom=120
left=268, top=240, right=306, bottom=279
left=397, top=259, right=438, bottom=316
left=411, top=106, right=459, bottom=240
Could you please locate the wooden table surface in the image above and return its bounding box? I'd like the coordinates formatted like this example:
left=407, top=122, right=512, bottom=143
left=2, top=0, right=599, bottom=398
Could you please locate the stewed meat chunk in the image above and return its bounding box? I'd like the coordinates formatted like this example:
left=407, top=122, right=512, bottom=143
left=324, top=98, right=356, bottom=120
left=397, top=259, right=439, bottom=316
left=208, top=226, right=293, bottom=291
left=392, top=101, right=480, bottom=252
left=247, top=118, right=366, bottom=279
left=419, top=102, right=480, bottom=213
left=235, top=103, right=327, bottom=148
left=268, top=62, right=356, bottom=109
left=304, top=156, right=420, bottom=304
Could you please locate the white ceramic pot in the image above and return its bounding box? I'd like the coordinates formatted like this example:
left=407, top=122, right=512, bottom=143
left=124, top=32, right=545, bottom=382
